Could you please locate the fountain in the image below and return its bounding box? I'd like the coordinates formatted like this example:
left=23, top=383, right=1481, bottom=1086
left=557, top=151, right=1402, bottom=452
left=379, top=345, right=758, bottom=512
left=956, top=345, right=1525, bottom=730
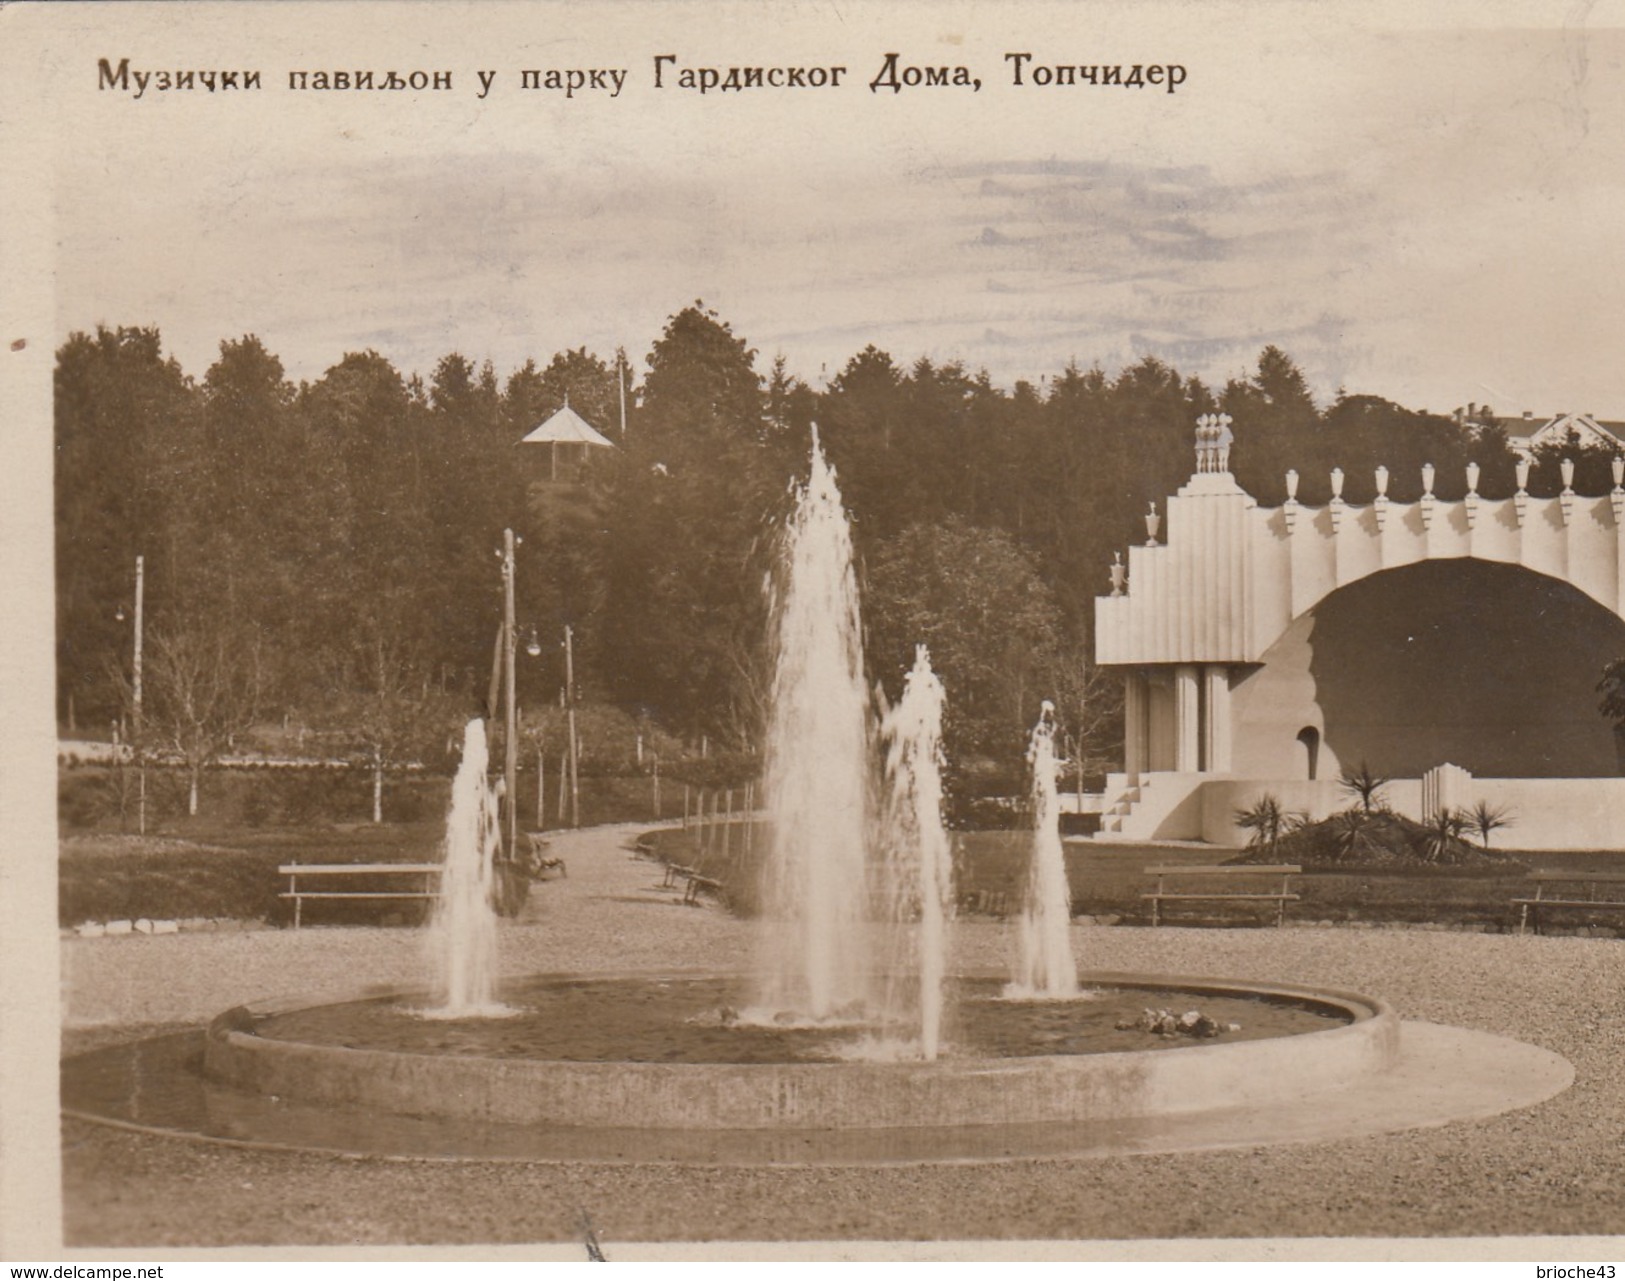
left=877, top=644, right=954, bottom=1060
left=753, top=433, right=954, bottom=1058
left=190, top=435, right=1418, bottom=1131
left=61, top=433, right=1575, bottom=1168
left=1011, top=701, right=1079, bottom=999
left=755, top=431, right=874, bottom=1022
left=422, top=718, right=509, bottom=1019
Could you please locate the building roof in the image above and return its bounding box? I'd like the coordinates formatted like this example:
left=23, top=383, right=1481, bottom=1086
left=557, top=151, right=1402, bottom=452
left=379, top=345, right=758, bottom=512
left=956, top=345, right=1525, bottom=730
left=519, top=402, right=616, bottom=449
left=1489, top=411, right=1625, bottom=453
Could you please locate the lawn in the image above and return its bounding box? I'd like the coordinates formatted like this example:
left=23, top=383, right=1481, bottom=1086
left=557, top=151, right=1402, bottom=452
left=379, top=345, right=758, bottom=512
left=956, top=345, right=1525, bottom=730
left=58, top=765, right=677, bottom=927
left=57, top=824, right=447, bottom=927
left=639, top=825, right=1625, bottom=934
left=58, top=792, right=1623, bottom=934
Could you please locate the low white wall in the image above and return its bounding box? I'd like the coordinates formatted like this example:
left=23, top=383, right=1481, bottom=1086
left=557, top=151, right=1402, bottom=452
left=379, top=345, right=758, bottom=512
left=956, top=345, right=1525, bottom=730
left=1470, top=778, right=1625, bottom=851
left=1198, top=774, right=1625, bottom=851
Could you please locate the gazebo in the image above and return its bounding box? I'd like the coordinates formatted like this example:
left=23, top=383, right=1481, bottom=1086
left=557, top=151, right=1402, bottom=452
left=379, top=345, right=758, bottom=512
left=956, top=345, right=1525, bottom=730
left=519, top=401, right=616, bottom=482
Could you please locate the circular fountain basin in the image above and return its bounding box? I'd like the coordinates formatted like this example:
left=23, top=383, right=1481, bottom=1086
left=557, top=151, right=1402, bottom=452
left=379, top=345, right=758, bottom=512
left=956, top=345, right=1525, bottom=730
left=204, top=971, right=1397, bottom=1132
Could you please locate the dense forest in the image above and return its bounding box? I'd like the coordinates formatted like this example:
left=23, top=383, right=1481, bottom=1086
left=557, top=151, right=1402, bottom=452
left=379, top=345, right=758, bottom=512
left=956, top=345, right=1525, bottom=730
left=54, top=303, right=1625, bottom=788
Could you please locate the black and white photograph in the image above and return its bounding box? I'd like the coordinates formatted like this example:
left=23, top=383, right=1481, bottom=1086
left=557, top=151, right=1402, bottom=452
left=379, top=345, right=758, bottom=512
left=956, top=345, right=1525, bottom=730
left=6, top=0, right=1625, bottom=1263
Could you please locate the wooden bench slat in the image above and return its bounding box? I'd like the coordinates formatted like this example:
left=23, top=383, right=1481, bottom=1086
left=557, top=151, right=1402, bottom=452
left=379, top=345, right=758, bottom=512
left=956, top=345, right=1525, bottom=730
left=280, top=863, right=443, bottom=875
left=1145, top=864, right=1299, bottom=876
left=1512, top=874, right=1625, bottom=935
left=281, top=862, right=449, bottom=928
left=1142, top=892, right=1299, bottom=902
left=1143, top=863, right=1299, bottom=928
left=279, top=891, right=440, bottom=900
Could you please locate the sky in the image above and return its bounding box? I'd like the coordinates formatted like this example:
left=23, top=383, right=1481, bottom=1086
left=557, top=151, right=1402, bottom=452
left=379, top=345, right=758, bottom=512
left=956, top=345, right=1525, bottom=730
left=38, top=0, right=1625, bottom=418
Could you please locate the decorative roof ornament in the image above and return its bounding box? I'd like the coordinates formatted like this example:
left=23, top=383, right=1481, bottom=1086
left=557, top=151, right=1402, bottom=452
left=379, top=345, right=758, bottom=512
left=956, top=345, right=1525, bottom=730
left=1193, top=413, right=1234, bottom=475
left=1419, top=462, right=1437, bottom=529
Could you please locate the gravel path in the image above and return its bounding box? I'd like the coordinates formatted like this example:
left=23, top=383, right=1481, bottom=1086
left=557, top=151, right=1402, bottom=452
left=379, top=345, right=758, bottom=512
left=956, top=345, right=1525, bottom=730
left=60, top=823, right=1625, bottom=1249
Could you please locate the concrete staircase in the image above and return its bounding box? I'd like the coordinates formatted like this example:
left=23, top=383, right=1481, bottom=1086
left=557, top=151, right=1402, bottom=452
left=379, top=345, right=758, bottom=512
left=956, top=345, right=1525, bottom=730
left=1094, top=772, right=1208, bottom=841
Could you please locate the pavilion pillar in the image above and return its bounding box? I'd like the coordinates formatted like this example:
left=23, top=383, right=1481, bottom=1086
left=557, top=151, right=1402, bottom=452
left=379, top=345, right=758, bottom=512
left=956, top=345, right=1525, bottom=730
left=1123, top=670, right=1150, bottom=776
left=1202, top=665, right=1233, bottom=774
left=1173, top=664, right=1201, bottom=773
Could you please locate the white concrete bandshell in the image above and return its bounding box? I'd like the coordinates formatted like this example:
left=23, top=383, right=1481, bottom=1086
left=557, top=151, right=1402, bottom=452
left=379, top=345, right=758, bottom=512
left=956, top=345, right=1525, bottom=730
left=1097, top=471, right=1625, bottom=669
left=1093, top=454, right=1625, bottom=849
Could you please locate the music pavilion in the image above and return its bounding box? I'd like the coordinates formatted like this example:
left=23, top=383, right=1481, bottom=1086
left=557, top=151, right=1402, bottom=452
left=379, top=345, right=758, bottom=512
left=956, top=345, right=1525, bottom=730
left=1092, top=418, right=1625, bottom=849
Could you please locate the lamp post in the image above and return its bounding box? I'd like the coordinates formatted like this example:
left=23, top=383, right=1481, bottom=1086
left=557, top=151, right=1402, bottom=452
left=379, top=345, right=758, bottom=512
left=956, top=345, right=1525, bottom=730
left=522, top=627, right=544, bottom=830
left=564, top=624, right=580, bottom=828
left=115, top=555, right=146, bottom=835
left=501, top=529, right=519, bottom=858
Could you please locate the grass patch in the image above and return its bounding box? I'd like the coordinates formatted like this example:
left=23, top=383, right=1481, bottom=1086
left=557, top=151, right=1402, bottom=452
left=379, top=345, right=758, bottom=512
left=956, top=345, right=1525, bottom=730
left=59, top=824, right=446, bottom=927
left=59, top=837, right=286, bottom=925
left=637, top=826, right=1624, bottom=933
left=59, top=760, right=678, bottom=928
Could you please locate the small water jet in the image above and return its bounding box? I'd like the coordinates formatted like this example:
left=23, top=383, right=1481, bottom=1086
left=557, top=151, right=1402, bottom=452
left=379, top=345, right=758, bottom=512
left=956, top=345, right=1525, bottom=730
left=1011, top=701, right=1079, bottom=998
left=424, top=717, right=510, bottom=1018
left=877, top=644, right=954, bottom=1060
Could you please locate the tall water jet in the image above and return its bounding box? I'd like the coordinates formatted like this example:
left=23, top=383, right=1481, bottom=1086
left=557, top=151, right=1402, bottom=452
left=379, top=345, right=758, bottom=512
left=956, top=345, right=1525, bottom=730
left=878, top=645, right=954, bottom=1059
left=426, top=718, right=507, bottom=1017
left=1012, top=701, right=1078, bottom=997
left=758, top=430, right=872, bottom=1019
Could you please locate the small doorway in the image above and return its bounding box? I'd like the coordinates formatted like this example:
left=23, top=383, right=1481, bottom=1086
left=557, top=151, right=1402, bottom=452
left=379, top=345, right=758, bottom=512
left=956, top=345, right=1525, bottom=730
left=1296, top=727, right=1321, bottom=781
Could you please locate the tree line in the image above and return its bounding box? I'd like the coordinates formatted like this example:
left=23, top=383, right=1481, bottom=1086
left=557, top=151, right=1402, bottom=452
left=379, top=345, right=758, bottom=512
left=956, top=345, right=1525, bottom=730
left=55, top=305, right=1625, bottom=798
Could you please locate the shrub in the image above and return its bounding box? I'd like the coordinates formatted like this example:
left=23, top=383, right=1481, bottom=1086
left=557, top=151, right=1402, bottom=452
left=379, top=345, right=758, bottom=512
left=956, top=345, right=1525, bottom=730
left=1234, top=794, right=1306, bottom=857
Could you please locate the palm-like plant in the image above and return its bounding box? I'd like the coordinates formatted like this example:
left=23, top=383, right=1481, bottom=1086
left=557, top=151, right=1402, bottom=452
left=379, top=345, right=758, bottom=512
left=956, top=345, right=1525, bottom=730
left=1601, top=657, right=1625, bottom=760
left=1234, top=793, right=1305, bottom=858
left=1326, top=808, right=1374, bottom=862
left=1337, top=762, right=1391, bottom=816
left=1466, top=799, right=1514, bottom=850
left=1422, top=807, right=1469, bottom=863
left=1600, top=657, right=1625, bottom=725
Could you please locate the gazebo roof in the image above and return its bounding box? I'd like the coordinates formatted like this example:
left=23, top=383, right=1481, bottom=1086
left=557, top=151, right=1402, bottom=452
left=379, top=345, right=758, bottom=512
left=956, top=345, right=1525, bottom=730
left=519, top=402, right=616, bottom=449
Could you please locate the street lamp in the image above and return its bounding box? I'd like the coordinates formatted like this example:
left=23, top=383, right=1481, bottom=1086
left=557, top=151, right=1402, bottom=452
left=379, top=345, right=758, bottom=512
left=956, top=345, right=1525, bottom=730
left=562, top=624, right=580, bottom=829
left=116, top=555, right=147, bottom=834
left=501, top=530, right=518, bottom=857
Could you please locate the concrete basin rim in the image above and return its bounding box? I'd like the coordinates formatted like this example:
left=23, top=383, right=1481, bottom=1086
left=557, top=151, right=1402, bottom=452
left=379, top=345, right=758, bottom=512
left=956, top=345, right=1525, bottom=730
left=64, top=1019, right=1572, bottom=1167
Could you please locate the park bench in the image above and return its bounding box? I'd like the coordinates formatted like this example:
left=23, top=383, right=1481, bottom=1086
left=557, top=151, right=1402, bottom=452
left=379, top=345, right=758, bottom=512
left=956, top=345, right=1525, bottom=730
left=1143, top=863, right=1300, bottom=927
left=648, top=853, right=727, bottom=907
left=662, top=861, right=697, bottom=889
left=522, top=833, right=566, bottom=879
left=682, top=873, right=726, bottom=907
left=957, top=888, right=1010, bottom=918
left=1511, top=871, right=1625, bottom=936
left=279, top=862, right=442, bottom=929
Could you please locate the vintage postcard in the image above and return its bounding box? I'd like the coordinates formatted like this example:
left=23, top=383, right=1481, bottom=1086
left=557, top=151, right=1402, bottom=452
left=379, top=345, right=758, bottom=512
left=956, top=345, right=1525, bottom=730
left=6, top=0, right=1625, bottom=1264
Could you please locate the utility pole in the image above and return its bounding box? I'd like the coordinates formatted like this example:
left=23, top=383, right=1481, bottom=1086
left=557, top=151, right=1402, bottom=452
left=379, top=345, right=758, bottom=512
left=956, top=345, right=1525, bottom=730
left=502, top=529, right=518, bottom=856
left=132, top=554, right=146, bottom=836
left=617, top=351, right=628, bottom=440
left=564, top=623, right=580, bottom=828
